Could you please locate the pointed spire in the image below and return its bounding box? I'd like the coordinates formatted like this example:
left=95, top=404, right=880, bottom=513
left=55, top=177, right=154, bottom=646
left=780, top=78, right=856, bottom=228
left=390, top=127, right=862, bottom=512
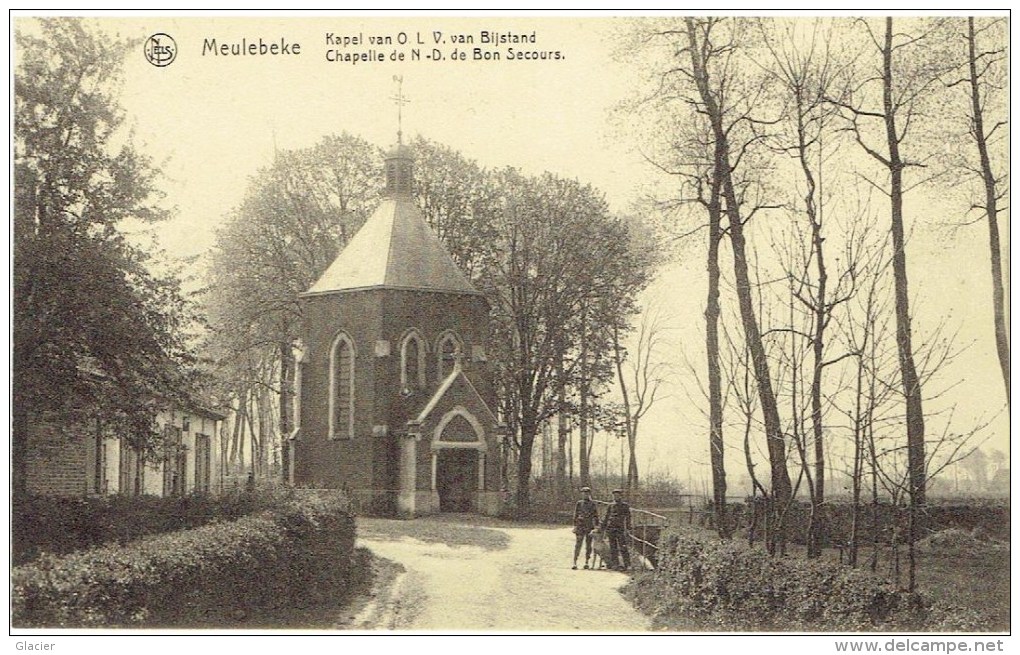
left=385, top=76, right=413, bottom=197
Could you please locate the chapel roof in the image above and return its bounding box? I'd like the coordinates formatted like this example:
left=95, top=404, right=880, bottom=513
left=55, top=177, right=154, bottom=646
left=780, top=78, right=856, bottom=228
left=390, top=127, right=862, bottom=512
left=302, top=148, right=480, bottom=297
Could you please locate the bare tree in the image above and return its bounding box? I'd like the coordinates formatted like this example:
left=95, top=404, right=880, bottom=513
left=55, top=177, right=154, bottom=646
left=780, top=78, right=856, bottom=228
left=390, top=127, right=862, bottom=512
left=831, top=215, right=897, bottom=568
left=832, top=18, right=956, bottom=576
left=759, top=17, right=857, bottom=557
left=946, top=17, right=1009, bottom=406
left=612, top=305, right=672, bottom=491
left=637, top=87, right=731, bottom=534
left=678, top=18, right=794, bottom=551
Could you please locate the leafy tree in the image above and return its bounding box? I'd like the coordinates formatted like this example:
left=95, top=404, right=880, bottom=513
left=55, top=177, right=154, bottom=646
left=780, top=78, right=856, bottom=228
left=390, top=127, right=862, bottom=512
left=480, top=170, right=649, bottom=510
left=13, top=18, right=193, bottom=496
left=410, top=136, right=500, bottom=280
left=201, top=133, right=380, bottom=477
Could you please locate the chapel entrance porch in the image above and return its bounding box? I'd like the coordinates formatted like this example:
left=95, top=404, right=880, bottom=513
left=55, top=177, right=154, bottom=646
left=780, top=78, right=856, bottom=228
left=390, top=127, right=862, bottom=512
left=436, top=448, right=477, bottom=512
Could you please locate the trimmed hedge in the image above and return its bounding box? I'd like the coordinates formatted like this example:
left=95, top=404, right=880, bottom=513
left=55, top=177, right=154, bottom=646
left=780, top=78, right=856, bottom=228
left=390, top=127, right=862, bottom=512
left=734, top=498, right=1010, bottom=547
left=12, top=491, right=277, bottom=566
left=12, top=491, right=356, bottom=628
left=634, top=529, right=987, bottom=631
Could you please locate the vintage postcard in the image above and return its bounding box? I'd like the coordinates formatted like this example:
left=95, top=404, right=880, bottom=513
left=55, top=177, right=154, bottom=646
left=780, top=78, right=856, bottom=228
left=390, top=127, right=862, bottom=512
left=10, top=9, right=1011, bottom=649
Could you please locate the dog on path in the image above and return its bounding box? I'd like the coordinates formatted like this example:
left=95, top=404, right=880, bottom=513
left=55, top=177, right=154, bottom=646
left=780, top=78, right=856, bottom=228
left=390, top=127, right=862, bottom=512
left=589, top=528, right=611, bottom=570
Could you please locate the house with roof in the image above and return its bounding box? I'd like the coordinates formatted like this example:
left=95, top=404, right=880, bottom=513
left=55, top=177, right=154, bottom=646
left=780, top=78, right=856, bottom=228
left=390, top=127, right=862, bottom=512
left=289, top=141, right=503, bottom=516
left=25, top=404, right=227, bottom=497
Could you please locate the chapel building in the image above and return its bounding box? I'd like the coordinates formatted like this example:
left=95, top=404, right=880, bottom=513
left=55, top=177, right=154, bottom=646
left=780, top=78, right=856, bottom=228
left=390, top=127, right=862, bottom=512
left=289, top=142, right=502, bottom=516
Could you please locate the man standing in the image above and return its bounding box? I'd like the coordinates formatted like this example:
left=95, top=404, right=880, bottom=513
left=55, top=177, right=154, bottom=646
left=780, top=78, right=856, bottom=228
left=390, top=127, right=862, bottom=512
left=572, top=486, right=600, bottom=569
left=603, top=489, right=632, bottom=571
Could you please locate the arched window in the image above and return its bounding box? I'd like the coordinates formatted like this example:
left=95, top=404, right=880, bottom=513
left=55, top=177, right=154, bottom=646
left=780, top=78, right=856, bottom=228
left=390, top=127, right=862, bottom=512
left=436, top=331, right=463, bottom=381
left=400, top=329, right=426, bottom=391
left=329, top=332, right=356, bottom=440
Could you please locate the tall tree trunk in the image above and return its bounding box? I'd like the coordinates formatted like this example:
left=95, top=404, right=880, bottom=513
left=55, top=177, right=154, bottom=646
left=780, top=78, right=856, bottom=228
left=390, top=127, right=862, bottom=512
left=789, top=293, right=820, bottom=558
left=245, top=392, right=258, bottom=477
left=568, top=423, right=574, bottom=482
left=867, top=330, right=881, bottom=573
left=556, top=353, right=568, bottom=498
left=966, top=17, right=1010, bottom=407
left=850, top=353, right=865, bottom=567
left=804, top=238, right=825, bottom=559
left=229, top=389, right=246, bottom=471
left=579, top=313, right=591, bottom=488
left=279, top=341, right=293, bottom=483
left=798, top=116, right=827, bottom=556
left=722, top=155, right=793, bottom=542
left=628, top=420, right=639, bottom=489
left=612, top=324, right=638, bottom=491
left=881, top=20, right=926, bottom=589
left=742, top=353, right=768, bottom=546
left=516, top=416, right=538, bottom=511
left=556, top=412, right=568, bottom=497
left=259, top=387, right=271, bottom=477
left=705, top=170, right=728, bottom=537
left=685, top=19, right=793, bottom=550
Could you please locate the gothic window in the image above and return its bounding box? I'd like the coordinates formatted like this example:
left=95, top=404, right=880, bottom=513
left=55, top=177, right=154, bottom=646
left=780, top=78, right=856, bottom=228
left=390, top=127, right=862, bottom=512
left=329, top=332, right=356, bottom=440
left=401, top=330, right=426, bottom=391
left=436, top=331, right=463, bottom=381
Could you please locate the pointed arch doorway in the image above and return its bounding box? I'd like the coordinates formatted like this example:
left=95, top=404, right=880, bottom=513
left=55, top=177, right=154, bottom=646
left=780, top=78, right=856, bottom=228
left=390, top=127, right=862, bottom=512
left=431, top=407, right=487, bottom=513
left=436, top=449, right=477, bottom=512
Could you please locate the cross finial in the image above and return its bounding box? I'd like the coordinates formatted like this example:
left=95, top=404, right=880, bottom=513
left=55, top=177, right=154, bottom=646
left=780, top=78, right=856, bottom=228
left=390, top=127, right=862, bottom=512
left=391, top=75, right=410, bottom=145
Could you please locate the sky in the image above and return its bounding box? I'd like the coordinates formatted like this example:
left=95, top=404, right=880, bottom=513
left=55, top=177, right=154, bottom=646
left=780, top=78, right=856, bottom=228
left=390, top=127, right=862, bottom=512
left=15, top=14, right=1010, bottom=491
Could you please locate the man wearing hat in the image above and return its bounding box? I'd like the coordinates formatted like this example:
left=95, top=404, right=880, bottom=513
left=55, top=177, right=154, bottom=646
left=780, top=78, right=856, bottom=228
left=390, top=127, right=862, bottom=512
left=572, top=486, right=600, bottom=569
left=603, top=489, right=632, bottom=570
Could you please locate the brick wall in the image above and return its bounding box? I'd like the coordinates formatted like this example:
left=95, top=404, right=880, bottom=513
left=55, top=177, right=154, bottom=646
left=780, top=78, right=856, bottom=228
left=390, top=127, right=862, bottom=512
left=25, top=421, right=88, bottom=497
left=26, top=409, right=224, bottom=498
left=295, top=287, right=500, bottom=498
left=296, top=289, right=384, bottom=489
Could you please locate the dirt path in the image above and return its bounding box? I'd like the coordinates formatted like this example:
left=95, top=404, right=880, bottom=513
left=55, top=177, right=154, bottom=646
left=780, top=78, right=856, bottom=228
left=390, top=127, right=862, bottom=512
left=348, top=515, right=651, bottom=632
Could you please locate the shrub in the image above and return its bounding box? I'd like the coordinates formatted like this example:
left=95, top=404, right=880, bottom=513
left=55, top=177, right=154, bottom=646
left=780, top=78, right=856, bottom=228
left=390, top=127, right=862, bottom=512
left=638, top=529, right=984, bottom=631
left=10, top=490, right=293, bottom=566
left=740, top=498, right=1010, bottom=549
left=11, top=490, right=356, bottom=628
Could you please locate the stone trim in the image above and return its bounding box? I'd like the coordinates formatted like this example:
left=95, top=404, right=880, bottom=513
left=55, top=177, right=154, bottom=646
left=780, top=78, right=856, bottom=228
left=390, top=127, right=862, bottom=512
left=431, top=405, right=487, bottom=452
left=435, top=329, right=464, bottom=382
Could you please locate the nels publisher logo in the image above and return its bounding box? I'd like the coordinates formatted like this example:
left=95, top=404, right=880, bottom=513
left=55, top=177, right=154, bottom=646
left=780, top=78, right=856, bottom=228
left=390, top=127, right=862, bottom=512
left=144, top=33, right=177, bottom=67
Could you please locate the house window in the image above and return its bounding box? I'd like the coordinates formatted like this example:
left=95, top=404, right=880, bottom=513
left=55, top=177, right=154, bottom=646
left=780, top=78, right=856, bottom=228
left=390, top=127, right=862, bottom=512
left=182, top=415, right=190, bottom=432
left=163, top=426, right=186, bottom=497
left=400, top=329, right=426, bottom=391
left=119, top=444, right=144, bottom=496
left=93, top=431, right=107, bottom=495
left=329, top=331, right=356, bottom=440
left=194, top=434, right=211, bottom=494
left=437, top=331, right=463, bottom=381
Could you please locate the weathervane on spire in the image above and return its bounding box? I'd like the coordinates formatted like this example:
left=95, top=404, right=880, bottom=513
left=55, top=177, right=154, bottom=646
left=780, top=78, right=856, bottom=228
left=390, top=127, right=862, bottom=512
left=391, top=75, right=410, bottom=145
